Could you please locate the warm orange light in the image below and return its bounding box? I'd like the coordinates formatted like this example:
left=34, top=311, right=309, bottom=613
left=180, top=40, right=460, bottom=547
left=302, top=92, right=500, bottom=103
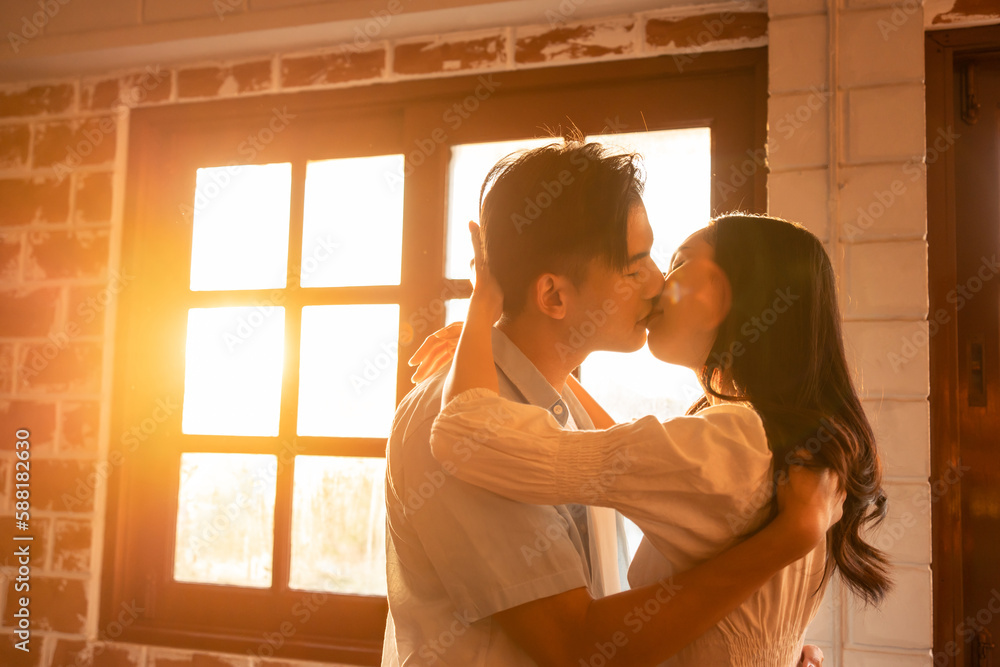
left=296, top=304, right=400, bottom=438
left=189, top=163, right=292, bottom=291
left=302, top=155, right=405, bottom=287
left=289, top=455, right=387, bottom=595
left=174, top=453, right=277, bottom=588
left=181, top=307, right=285, bottom=436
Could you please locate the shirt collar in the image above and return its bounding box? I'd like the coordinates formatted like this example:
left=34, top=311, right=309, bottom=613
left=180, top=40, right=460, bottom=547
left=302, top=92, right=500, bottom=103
left=492, top=328, right=573, bottom=427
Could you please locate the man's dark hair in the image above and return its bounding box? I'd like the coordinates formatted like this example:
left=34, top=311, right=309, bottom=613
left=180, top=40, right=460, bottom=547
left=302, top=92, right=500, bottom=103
left=478, top=140, right=645, bottom=316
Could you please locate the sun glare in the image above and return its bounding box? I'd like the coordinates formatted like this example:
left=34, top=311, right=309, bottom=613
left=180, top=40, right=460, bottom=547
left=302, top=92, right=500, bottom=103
left=176, top=130, right=712, bottom=585
left=189, top=163, right=292, bottom=291
left=580, top=127, right=711, bottom=424
left=174, top=452, right=277, bottom=588
left=296, top=304, right=400, bottom=438
left=181, top=307, right=285, bottom=436
left=302, top=155, right=404, bottom=287
left=289, top=455, right=387, bottom=596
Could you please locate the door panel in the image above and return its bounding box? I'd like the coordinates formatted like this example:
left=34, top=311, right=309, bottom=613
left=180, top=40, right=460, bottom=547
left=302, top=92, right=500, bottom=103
left=953, top=53, right=1000, bottom=667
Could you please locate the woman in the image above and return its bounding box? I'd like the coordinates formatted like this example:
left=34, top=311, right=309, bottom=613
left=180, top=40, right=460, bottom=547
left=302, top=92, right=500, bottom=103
left=425, top=214, right=891, bottom=666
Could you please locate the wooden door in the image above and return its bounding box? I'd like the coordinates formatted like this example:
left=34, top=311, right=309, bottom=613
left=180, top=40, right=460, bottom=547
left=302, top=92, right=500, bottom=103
left=953, top=52, right=1000, bottom=667
left=928, top=26, right=1000, bottom=667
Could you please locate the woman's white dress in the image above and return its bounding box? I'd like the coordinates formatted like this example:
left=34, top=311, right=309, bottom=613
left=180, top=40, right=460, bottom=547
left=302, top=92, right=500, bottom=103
left=430, top=387, right=829, bottom=667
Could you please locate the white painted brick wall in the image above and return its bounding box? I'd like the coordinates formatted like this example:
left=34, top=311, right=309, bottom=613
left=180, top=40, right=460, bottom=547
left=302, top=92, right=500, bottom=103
left=845, top=240, right=928, bottom=318
left=843, top=319, right=929, bottom=397
left=768, top=168, right=830, bottom=239
left=850, top=566, right=934, bottom=648
left=838, top=163, right=928, bottom=242
left=769, top=15, right=829, bottom=91
left=840, top=8, right=924, bottom=86
left=769, top=91, right=832, bottom=168
left=769, top=0, right=829, bottom=16
left=768, top=1, right=932, bottom=663
left=874, top=481, right=933, bottom=565
left=842, top=648, right=937, bottom=666
left=844, top=84, right=926, bottom=163
left=863, top=399, right=931, bottom=478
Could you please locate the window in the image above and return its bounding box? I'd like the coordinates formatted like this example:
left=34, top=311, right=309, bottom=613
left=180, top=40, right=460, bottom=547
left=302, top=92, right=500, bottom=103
left=106, top=49, right=766, bottom=663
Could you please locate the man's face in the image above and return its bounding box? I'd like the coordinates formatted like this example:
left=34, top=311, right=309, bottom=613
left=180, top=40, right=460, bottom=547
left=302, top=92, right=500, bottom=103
left=567, top=201, right=665, bottom=354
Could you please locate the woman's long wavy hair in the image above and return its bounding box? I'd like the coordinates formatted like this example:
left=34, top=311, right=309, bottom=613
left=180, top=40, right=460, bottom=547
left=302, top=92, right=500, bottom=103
left=687, top=214, right=892, bottom=606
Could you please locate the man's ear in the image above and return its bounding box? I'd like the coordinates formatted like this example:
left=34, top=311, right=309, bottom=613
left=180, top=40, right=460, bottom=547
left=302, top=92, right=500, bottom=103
left=532, top=273, right=574, bottom=320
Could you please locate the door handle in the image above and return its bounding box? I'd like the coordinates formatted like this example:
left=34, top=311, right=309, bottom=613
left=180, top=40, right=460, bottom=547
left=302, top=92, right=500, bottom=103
left=970, top=339, right=987, bottom=407
left=976, top=629, right=995, bottom=667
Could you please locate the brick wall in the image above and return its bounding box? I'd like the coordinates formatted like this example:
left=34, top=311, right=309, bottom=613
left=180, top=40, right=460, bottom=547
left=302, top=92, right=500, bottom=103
left=768, top=0, right=931, bottom=665
left=0, top=1, right=947, bottom=665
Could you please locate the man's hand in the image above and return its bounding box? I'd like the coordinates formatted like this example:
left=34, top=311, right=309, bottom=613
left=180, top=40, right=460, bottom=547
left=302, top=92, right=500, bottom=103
left=775, top=462, right=846, bottom=555
left=798, top=644, right=824, bottom=666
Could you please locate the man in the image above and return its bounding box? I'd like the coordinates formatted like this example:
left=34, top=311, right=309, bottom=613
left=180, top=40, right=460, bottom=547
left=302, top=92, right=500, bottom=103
left=382, top=141, right=831, bottom=666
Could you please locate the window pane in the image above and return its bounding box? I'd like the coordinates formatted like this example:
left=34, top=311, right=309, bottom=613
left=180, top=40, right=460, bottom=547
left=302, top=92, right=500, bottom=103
left=182, top=307, right=285, bottom=436
left=289, top=456, right=386, bottom=595
left=173, top=453, right=276, bottom=588
left=301, top=155, right=404, bottom=287
left=189, top=163, right=291, bottom=291
left=580, top=348, right=703, bottom=423
left=446, top=138, right=556, bottom=279
left=623, top=517, right=643, bottom=564
left=445, top=298, right=470, bottom=325
left=590, top=128, right=711, bottom=270
left=297, top=304, right=399, bottom=437
left=581, top=128, right=711, bottom=424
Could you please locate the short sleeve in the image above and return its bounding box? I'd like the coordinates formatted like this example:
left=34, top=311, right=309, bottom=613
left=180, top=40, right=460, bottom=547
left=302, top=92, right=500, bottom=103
left=396, top=410, right=590, bottom=622
left=431, top=388, right=774, bottom=567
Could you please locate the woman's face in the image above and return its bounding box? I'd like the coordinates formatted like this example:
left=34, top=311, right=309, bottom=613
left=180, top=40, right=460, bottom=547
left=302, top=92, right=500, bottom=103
left=646, top=227, right=731, bottom=370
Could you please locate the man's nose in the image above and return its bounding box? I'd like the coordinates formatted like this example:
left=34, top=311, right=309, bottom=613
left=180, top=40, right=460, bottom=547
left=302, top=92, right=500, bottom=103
left=641, top=263, right=666, bottom=300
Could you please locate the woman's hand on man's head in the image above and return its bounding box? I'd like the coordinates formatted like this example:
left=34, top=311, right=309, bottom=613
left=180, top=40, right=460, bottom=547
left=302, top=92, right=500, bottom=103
left=468, top=221, right=504, bottom=324
left=408, top=322, right=462, bottom=384
left=406, top=221, right=502, bottom=385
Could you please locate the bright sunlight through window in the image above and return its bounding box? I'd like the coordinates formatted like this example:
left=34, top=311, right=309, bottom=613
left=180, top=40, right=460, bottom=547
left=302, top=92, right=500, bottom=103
left=289, top=456, right=387, bottom=596
left=189, top=163, right=292, bottom=291
left=296, top=304, right=400, bottom=438
left=182, top=307, right=285, bottom=436
left=302, top=155, right=404, bottom=287
left=177, top=130, right=710, bottom=581
left=174, top=453, right=277, bottom=588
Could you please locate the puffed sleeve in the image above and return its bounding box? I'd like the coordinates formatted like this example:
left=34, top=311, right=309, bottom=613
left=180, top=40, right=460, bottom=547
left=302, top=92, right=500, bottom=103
left=431, top=387, right=775, bottom=566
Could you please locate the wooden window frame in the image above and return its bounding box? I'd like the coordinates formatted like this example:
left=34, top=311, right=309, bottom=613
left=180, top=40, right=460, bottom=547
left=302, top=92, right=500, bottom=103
left=102, top=48, right=767, bottom=665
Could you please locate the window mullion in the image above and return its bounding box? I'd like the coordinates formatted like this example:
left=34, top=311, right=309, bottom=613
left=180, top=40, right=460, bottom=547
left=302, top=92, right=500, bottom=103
left=398, top=104, right=450, bottom=404
left=280, top=159, right=307, bottom=440
left=272, top=159, right=307, bottom=593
